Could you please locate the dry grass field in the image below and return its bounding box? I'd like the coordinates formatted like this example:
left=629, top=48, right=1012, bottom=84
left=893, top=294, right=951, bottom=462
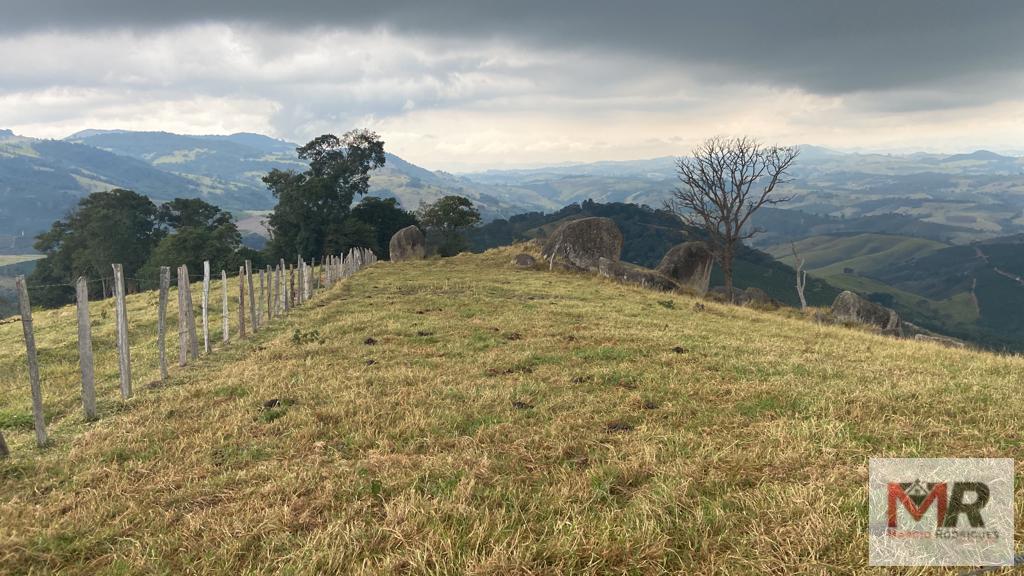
left=1, top=245, right=1022, bottom=574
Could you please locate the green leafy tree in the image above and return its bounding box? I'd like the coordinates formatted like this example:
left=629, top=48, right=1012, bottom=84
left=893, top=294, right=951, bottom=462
left=138, top=198, right=245, bottom=289
left=29, top=189, right=163, bottom=305
left=264, top=130, right=386, bottom=260
left=418, top=195, right=481, bottom=257
left=350, top=196, right=419, bottom=259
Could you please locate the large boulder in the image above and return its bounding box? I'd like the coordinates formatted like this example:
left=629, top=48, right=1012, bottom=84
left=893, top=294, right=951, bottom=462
left=656, top=242, right=714, bottom=295
left=389, top=225, right=426, bottom=261
left=541, top=217, right=623, bottom=272
left=706, top=286, right=778, bottom=308
left=512, top=253, right=537, bottom=268
left=831, top=291, right=902, bottom=336
left=598, top=258, right=679, bottom=292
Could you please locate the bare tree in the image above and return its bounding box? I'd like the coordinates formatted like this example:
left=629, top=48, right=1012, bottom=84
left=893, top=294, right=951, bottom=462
left=791, top=242, right=808, bottom=310
left=668, top=136, right=799, bottom=300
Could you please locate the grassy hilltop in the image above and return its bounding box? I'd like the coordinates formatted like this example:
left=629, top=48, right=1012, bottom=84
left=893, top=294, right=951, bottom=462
left=2, top=245, right=1023, bottom=574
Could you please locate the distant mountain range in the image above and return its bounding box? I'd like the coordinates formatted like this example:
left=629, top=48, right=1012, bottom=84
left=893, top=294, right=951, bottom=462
left=4, top=127, right=1024, bottom=245
left=4, top=128, right=1024, bottom=348
left=0, top=129, right=564, bottom=247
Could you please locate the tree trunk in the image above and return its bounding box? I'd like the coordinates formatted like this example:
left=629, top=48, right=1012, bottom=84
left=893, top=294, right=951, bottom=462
left=721, top=246, right=735, bottom=302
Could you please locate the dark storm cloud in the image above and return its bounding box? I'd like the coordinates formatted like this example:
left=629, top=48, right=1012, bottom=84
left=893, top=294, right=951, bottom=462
left=4, top=0, right=1023, bottom=96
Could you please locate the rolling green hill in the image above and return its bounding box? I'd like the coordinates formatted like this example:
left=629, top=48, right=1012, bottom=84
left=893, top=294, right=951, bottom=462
left=768, top=234, right=948, bottom=278
left=767, top=232, right=1024, bottom=350
left=2, top=246, right=1024, bottom=573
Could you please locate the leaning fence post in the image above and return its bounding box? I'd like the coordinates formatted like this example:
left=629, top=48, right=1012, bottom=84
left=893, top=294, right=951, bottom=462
left=238, top=266, right=247, bottom=339
left=15, top=277, right=47, bottom=448
left=158, top=267, right=170, bottom=382
left=202, top=261, right=211, bottom=354
left=246, top=260, right=257, bottom=332
left=112, top=264, right=132, bottom=400
left=221, top=270, right=229, bottom=343
left=76, top=276, right=97, bottom=420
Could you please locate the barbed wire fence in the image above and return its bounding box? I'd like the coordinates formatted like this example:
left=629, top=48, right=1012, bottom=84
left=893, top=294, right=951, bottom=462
left=0, top=247, right=378, bottom=458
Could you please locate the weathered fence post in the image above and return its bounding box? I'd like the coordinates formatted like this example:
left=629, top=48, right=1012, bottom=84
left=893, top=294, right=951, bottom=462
left=158, top=266, right=170, bottom=382
left=17, top=276, right=47, bottom=447
left=246, top=260, right=257, bottom=332
left=112, top=264, right=133, bottom=399
left=266, top=264, right=274, bottom=317
left=238, top=266, right=247, bottom=339
left=258, top=268, right=265, bottom=324
left=304, top=259, right=312, bottom=301
left=314, top=257, right=321, bottom=292
left=178, top=266, right=188, bottom=367
left=278, top=259, right=286, bottom=313
left=273, top=265, right=281, bottom=316
left=289, top=264, right=296, bottom=308
left=76, top=276, right=97, bottom=420
left=221, top=270, right=229, bottom=343
left=182, top=265, right=199, bottom=361
left=202, top=260, right=211, bottom=354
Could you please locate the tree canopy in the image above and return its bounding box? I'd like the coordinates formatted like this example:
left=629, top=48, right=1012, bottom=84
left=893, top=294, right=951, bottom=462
left=264, top=130, right=386, bottom=260
left=350, top=196, right=419, bottom=260
left=28, top=191, right=250, bottom=306
left=29, top=189, right=164, bottom=305
left=138, top=198, right=247, bottom=286
left=418, top=195, right=481, bottom=257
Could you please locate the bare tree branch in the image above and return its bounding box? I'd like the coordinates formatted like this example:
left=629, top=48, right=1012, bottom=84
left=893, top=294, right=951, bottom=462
left=666, top=136, right=799, bottom=299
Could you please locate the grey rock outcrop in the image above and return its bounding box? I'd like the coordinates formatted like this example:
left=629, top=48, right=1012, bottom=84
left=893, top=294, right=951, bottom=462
left=512, top=253, right=537, bottom=268
left=656, top=242, right=714, bottom=295
left=830, top=290, right=902, bottom=336
left=598, top=258, right=679, bottom=292
left=707, top=286, right=779, bottom=308
left=389, top=225, right=426, bottom=261
left=541, top=217, right=623, bottom=272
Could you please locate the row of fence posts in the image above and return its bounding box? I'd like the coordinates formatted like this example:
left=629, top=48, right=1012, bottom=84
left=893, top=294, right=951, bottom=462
left=0, top=247, right=378, bottom=457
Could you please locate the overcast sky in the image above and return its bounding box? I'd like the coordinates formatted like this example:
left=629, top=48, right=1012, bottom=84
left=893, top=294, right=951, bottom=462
left=1, top=1, right=1023, bottom=170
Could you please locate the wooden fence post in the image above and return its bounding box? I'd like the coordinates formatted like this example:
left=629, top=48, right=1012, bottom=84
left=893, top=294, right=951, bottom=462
left=258, top=268, right=265, bottom=324
left=273, top=265, right=281, bottom=316
left=182, top=265, right=199, bottom=361
left=246, top=260, right=257, bottom=332
left=158, top=267, right=170, bottom=382
left=221, top=270, right=229, bottom=343
left=0, top=431, right=8, bottom=458
left=238, top=266, right=247, bottom=339
left=76, top=276, right=97, bottom=420
left=278, top=259, right=286, bottom=313
left=202, top=261, right=211, bottom=354
left=178, top=267, right=188, bottom=367
left=265, top=265, right=272, bottom=322
left=289, top=264, right=296, bottom=308
left=15, top=276, right=46, bottom=446
left=112, top=264, right=133, bottom=399
left=314, top=257, right=321, bottom=292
